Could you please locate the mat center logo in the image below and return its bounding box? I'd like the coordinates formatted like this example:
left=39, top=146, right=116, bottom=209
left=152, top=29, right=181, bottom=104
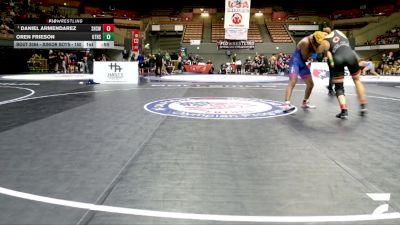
left=144, top=97, right=296, bottom=119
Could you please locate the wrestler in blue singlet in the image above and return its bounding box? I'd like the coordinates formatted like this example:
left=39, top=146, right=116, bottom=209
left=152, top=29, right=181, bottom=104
left=288, top=48, right=311, bottom=79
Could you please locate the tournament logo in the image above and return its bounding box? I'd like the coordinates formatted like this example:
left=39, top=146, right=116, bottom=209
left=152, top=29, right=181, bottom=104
left=144, top=97, right=296, bottom=119
left=231, top=13, right=242, bottom=24
left=312, top=69, right=329, bottom=79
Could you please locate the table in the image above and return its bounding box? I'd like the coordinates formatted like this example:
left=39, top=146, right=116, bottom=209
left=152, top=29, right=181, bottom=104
left=184, top=64, right=213, bottom=74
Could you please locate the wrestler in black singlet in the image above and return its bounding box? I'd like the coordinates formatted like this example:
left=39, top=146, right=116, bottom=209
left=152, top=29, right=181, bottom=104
left=325, top=30, right=360, bottom=78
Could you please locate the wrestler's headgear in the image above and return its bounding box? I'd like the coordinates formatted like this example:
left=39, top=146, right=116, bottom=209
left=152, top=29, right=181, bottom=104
left=312, top=31, right=327, bottom=45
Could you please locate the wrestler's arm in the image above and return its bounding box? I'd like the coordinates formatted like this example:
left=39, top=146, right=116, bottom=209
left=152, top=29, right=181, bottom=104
left=316, top=40, right=333, bottom=67
left=316, top=40, right=329, bottom=54
left=327, top=51, right=334, bottom=68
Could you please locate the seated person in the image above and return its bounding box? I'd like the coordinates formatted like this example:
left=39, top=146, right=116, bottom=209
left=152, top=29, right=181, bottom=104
left=165, top=58, right=174, bottom=74
left=219, top=63, right=227, bottom=74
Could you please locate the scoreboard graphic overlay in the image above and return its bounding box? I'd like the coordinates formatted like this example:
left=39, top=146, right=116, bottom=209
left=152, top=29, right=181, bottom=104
left=14, top=18, right=115, bottom=49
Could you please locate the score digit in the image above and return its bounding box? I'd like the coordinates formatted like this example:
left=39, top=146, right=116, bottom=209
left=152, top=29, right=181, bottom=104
left=102, top=24, right=114, bottom=32
left=102, top=32, right=115, bottom=41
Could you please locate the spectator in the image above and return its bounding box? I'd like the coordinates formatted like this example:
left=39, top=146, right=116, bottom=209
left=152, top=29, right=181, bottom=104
left=137, top=53, right=145, bottom=75
left=155, top=51, right=163, bottom=76
left=235, top=58, right=242, bottom=74
left=122, top=49, right=129, bottom=61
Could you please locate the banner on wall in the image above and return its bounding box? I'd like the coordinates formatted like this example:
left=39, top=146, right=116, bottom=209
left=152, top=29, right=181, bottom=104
left=217, top=40, right=255, bottom=49
left=131, top=29, right=140, bottom=54
left=225, top=28, right=248, bottom=40
left=224, top=0, right=251, bottom=40
left=224, top=0, right=251, bottom=29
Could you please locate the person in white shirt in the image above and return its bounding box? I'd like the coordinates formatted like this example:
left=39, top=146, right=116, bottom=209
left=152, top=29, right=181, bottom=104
left=235, top=59, right=242, bottom=74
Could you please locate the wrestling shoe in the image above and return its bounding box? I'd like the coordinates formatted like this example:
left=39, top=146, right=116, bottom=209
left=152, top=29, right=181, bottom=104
left=336, top=110, right=348, bottom=119
left=282, top=101, right=295, bottom=113
left=360, top=104, right=368, bottom=116
left=86, top=79, right=99, bottom=85
left=301, top=101, right=316, bottom=109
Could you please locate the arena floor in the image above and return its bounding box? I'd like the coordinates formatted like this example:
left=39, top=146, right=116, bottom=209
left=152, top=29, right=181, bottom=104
left=0, top=73, right=400, bottom=225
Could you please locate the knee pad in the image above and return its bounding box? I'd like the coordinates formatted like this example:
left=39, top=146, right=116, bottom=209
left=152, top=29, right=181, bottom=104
left=334, top=83, right=345, bottom=97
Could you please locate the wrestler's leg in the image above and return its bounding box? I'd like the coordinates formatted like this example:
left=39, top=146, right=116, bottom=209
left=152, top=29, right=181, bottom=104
left=283, top=74, right=298, bottom=112
left=362, top=67, right=368, bottom=75
left=352, top=71, right=368, bottom=116
left=334, top=80, right=348, bottom=119
left=327, top=70, right=335, bottom=95
left=300, top=75, right=316, bottom=109
left=284, top=74, right=298, bottom=102
left=303, top=75, right=314, bottom=101
left=332, top=55, right=347, bottom=117
left=370, top=67, right=380, bottom=77
left=299, top=64, right=316, bottom=109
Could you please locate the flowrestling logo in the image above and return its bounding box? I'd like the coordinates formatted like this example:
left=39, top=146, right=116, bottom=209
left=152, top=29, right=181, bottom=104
left=144, top=97, right=296, bottom=119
